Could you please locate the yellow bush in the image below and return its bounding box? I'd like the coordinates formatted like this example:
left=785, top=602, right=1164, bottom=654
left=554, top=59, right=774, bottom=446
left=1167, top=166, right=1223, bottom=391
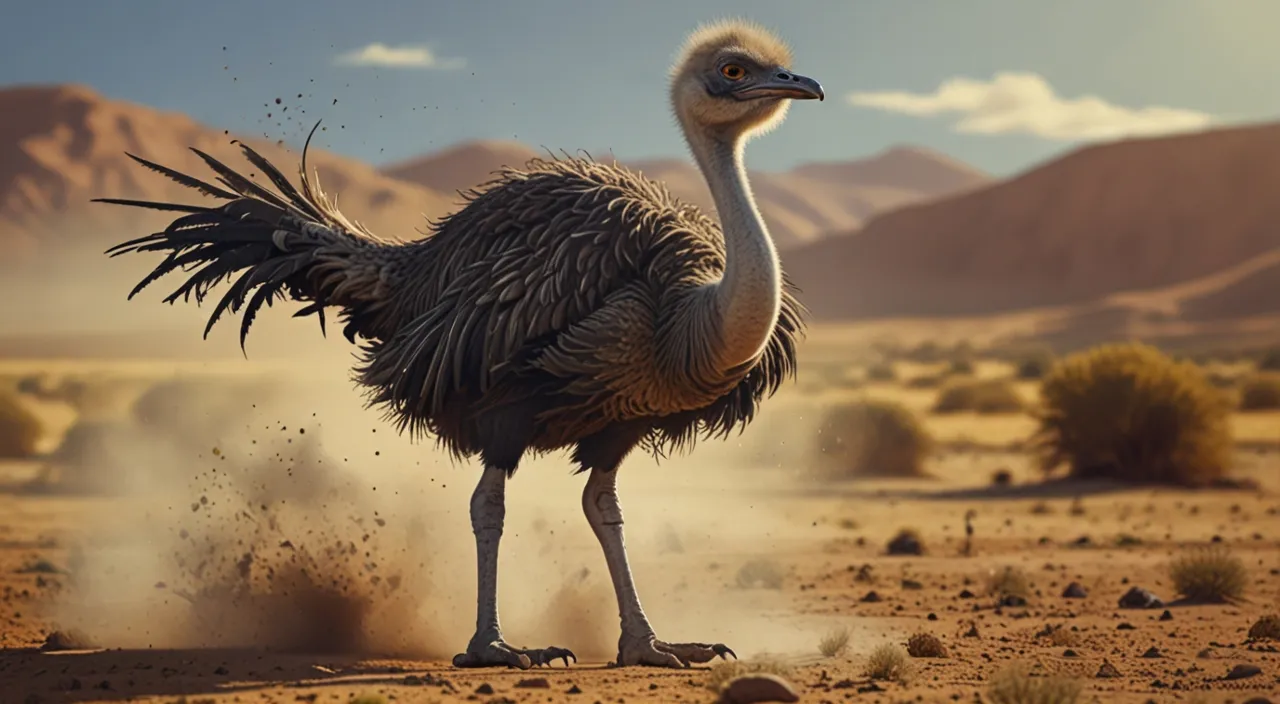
left=1238, top=373, right=1280, bottom=411
left=0, top=389, right=43, bottom=458
left=933, top=379, right=1025, bottom=414
left=814, top=400, right=933, bottom=478
left=1032, top=343, right=1232, bottom=486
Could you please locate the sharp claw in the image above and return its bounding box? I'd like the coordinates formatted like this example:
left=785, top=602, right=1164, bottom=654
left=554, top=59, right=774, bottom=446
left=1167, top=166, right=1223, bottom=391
left=715, top=644, right=737, bottom=660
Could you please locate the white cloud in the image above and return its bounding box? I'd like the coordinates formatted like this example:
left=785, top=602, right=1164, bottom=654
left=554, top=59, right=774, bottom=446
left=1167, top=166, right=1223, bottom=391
left=334, top=43, right=465, bottom=70
left=847, top=72, right=1213, bottom=141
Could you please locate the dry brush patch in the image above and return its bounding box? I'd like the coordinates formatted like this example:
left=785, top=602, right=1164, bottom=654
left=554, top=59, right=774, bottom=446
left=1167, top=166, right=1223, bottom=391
left=0, top=387, right=43, bottom=458
left=1168, top=545, right=1248, bottom=603
left=812, top=399, right=933, bottom=479
left=1238, top=372, right=1280, bottom=411
left=1032, top=342, right=1234, bottom=487
left=862, top=643, right=914, bottom=684
left=932, top=379, right=1025, bottom=415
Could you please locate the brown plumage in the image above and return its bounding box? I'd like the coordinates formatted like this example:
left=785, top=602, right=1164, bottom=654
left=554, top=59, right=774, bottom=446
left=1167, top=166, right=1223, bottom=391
left=101, top=19, right=824, bottom=669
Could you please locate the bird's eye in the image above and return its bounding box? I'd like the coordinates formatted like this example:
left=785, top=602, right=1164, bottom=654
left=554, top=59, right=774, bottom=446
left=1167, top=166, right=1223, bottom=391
left=720, top=64, right=746, bottom=80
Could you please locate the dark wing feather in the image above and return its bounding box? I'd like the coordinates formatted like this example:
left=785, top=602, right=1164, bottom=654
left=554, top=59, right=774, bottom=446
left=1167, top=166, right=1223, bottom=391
left=354, top=156, right=686, bottom=437
left=99, top=123, right=407, bottom=350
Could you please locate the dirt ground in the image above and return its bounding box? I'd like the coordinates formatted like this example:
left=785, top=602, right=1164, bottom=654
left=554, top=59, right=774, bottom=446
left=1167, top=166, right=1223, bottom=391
left=0, top=362, right=1278, bottom=704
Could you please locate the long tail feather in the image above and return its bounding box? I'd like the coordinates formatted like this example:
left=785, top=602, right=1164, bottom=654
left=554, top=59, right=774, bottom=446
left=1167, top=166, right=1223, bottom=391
left=99, top=129, right=397, bottom=352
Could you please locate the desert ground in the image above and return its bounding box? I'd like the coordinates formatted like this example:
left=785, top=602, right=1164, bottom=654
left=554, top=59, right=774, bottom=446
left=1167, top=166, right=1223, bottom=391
left=0, top=332, right=1277, bottom=704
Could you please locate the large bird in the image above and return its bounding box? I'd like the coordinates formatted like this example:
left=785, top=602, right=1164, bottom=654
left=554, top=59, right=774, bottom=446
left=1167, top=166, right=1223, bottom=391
left=99, top=20, right=823, bottom=669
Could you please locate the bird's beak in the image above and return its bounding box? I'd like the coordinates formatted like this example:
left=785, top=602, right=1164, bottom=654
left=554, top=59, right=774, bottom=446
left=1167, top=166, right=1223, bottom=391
left=735, top=71, right=825, bottom=102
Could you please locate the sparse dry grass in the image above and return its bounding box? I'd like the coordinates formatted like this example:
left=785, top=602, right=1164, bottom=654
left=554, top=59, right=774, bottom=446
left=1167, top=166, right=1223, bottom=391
left=1035, top=623, right=1081, bottom=648
left=705, top=657, right=796, bottom=693
left=1168, top=545, right=1248, bottom=603
left=818, top=626, right=851, bottom=657
left=1033, top=343, right=1233, bottom=487
left=906, top=631, right=947, bottom=658
left=1247, top=614, right=1280, bottom=640
left=862, top=643, right=914, bottom=684
left=986, top=662, right=1083, bottom=704
left=986, top=566, right=1031, bottom=602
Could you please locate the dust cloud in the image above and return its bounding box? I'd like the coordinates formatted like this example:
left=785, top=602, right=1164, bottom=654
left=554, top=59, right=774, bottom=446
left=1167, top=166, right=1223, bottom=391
left=43, top=358, right=831, bottom=662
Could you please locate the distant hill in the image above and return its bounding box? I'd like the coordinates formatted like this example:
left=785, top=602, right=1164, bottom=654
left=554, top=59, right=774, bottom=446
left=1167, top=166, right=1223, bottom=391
left=0, top=83, right=989, bottom=263
left=0, top=84, right=455, bottom=261
left=381, top=143, right=991, bottom=250
left=784, top=121, right=1280, bottom=320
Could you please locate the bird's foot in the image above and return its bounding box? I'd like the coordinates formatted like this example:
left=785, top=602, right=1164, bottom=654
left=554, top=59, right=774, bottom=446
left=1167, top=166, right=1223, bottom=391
left=452, top=639, right=576, bottom=669
left=616, top=632, right=737, bottom=668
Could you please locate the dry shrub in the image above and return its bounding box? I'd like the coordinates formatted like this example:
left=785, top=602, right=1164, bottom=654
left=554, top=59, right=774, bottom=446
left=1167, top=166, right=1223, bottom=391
left=814, top=399, right=932, bottom=479
left=1238, top=373, right=1280, bottom=411
left=949, top=356, right=976, bottom=376
left=865, top=361, right=897, bottom=382
left=735, top=558, right=784, bottom=589
left=1015, top=349, right=1057, bottom=380
left=1168, top=545, right=1248, bottom=603
left=987, top=662, right=1082, bottom=704
left=1035, top=623, right=1081, bottom=647
left=863, top=643, right=914, bottom=683
left=906, top=373, right=947, bottom=389
left=1247, top=614, right=1280, bottom=640
left=1258, top=347, right=1280, bottom=372
left=1032, top=343, right=1233, bottom=487
left=986, top=566, right=1031, bottom=602
left=932, top=379, right=1024, bottom=415
left=818, top=626, right=851, bottom=657
left=0, top=389, right=43, bottom=458
left=905, top=631, right=947, bottom=657
left=705, top=657, right=795, bottom=692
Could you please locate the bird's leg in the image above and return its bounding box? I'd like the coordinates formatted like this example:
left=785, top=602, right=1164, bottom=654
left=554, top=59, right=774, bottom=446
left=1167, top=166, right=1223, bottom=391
left=582, top=468, right=736, bottom=668
left=452, top=465, right=576, bottom=669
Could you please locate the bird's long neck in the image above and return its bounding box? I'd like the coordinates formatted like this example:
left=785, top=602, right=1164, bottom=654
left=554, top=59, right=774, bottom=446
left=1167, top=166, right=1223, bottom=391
left=685, top=129, right=782, bottom=371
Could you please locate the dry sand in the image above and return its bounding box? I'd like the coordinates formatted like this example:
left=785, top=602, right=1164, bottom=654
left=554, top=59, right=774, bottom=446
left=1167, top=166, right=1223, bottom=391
left=0, top=361, right=1277, bottom=703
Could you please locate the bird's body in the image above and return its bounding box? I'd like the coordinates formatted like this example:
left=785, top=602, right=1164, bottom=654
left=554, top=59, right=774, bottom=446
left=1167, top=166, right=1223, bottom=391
left=101, top=19, right=823, bottom=669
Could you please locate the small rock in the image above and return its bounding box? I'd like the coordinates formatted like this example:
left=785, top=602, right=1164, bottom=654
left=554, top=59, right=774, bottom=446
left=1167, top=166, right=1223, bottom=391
left=860, top=590, right=882, bottom=603
left=1000, top=594, right=1028, bottom=607
left=475, top=683, right=494, bottom=694
left=901, top=578, right=923, bottom=590
left=1158, top=609, right=1173, bottom=621
left=1141, top=647, right=1162, bottom=658
left=1117, top=622, right=1136, bottom=630
left=958, top=589, right=975, bottom=599
left=1096, top=660, right=1122, bottom=678
left=213, top=666, right=228, bottom=675
left=515, top=677, right=550, bottom=689
left=1063, top=649, right=1078, bottom=657
left=719, top=673, right=800, bottom=704
left=886, top=531, right=924, bottom=556
left=1062, top=582, right=1088, bottom=598
left=1118, top=586, right=1163, bottom=609
left=566, top=684, right=583, bottom=694
left=1224, top=663, right=1262, bottom=680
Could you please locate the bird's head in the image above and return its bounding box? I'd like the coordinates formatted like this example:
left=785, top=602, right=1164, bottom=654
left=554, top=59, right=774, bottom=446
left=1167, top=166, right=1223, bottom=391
left=670, top=19, right=823, bottom=141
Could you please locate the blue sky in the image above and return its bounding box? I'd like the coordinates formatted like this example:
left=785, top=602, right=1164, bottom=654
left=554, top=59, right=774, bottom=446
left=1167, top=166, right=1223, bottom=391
left=2, top=1, right=1278, bottom=176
